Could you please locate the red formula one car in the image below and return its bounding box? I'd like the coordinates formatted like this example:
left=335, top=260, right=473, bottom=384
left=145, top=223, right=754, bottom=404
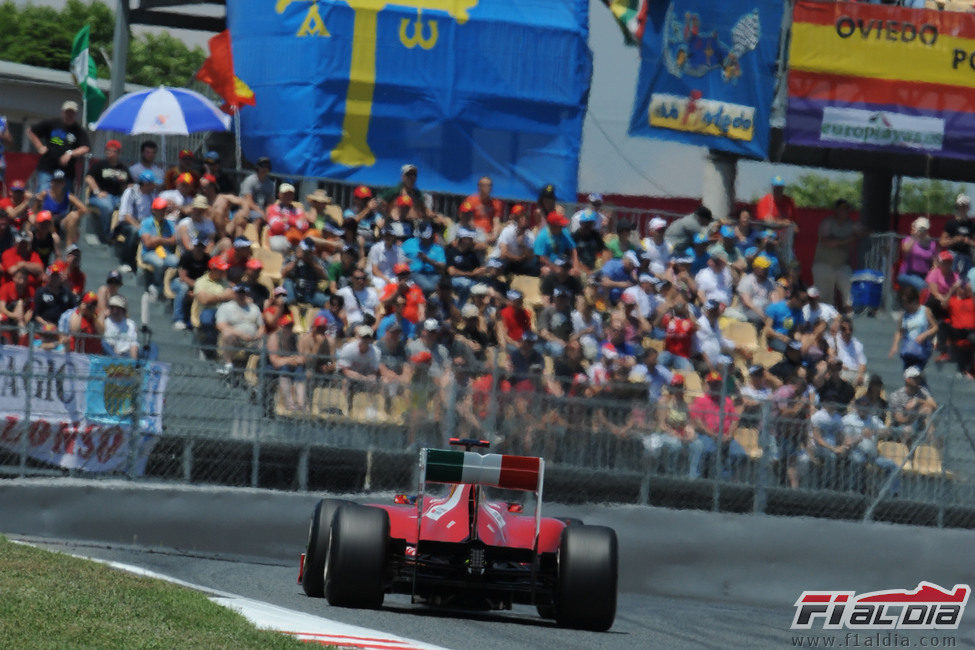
left=298, top=438, right=618, bottom=631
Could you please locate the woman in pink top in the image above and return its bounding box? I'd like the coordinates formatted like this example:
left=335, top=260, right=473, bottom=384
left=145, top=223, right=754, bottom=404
left=897, top=217, right=938, bottom=291
left=926, top=250, right=960, bottom=361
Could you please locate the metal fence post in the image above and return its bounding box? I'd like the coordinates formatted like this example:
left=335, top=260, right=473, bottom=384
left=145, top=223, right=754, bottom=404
left=18, top=323, right=35, bottom=477
left=442, top=370, right=458, bottom=443
left=753, top=400, right=772, bottom=515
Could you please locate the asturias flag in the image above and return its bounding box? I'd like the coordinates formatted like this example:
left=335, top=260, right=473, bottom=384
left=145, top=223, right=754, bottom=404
left=227, top=0, right=592, bottom=201
left=195, top=30, right=255, bottom=115
left=70, top=25, right=106, bottom=122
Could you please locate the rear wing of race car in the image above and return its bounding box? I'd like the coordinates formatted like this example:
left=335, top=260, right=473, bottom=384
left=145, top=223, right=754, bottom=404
left=422, top=448, right=543, bottom=492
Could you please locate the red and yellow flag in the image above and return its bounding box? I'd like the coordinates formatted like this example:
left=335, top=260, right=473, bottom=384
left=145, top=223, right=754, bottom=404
left=195, top=30, right=255, bottom=114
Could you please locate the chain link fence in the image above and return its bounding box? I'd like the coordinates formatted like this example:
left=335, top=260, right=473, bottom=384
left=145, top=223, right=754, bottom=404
left=1, top=326, right=974, bottom=529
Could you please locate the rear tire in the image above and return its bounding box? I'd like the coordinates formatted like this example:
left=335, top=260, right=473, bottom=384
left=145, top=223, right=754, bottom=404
left=555, top=525, right=618, bottom=631
left=325, top=506, right=389, bottom=608
left=302, top=499, right=354, bottom=597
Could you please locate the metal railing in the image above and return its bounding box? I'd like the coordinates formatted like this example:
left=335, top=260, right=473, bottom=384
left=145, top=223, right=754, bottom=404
left=1, top=328, right=973, bottom=528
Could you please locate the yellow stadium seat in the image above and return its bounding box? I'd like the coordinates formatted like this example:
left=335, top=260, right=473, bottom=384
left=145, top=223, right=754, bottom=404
left=752, top=348, right=783, bottom=368
left=878, top=441, right=910, bottom=469
left=243, top=222, right=260, bottom=244
left=511, top=275, right=543, bottom=309
left=723, top=320, right=758, bottom=352
left=681, top=371, right=703, bottom=396
left=252, top=247, right=283, bottom=282
left=734, top=427, right=763, bottom=459
left=162, top=267, right=177, bottom=300
left=912, top=445, right=943, bottom=476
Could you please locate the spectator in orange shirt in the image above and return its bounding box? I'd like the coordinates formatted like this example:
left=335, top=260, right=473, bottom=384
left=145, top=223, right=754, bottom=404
left=756, top=176, right=796, bottom=227
left=2, top=231, right=44, bottom=287
left=69, top=291, right=102, bottom=354
left=464, top=176, right=504, bottom=242
left=947, top=280, right=975, bottom=378
left=379, top=263, right=426, bottom=324
left=497, top=289, right=532, bottom=350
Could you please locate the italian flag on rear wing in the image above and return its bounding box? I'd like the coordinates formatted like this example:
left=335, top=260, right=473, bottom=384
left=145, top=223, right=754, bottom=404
left=425, top=450, right=541, bottom=491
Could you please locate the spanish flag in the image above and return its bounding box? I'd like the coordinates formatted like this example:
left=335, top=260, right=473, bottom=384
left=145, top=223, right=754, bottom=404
left=195, top=30, right=255, bottom=114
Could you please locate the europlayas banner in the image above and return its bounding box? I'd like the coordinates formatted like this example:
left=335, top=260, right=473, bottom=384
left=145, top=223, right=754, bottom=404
left=227, top=0, right=592, bottom=201
left=787, top=1, right=975, bottom=158
left=628, top=0, right=784, bottom=158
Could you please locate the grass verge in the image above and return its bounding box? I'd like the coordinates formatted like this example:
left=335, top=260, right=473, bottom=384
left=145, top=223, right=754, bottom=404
left=0, top=535, right=306, bottom=649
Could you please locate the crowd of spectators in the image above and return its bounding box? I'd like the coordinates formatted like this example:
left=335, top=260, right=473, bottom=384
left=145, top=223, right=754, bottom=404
left=0, top=102, right=948, bottom=489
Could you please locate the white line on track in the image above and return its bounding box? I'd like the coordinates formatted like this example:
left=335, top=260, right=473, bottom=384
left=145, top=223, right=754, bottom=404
left=10, top=539, right=450, bottom=650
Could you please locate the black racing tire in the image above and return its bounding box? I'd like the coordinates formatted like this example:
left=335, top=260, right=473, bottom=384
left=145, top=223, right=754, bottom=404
left=325, top=505, right=389, bottom=608
left=555, top=524, right=618, bottom=631
left=302, top=499, right=354, bottom=597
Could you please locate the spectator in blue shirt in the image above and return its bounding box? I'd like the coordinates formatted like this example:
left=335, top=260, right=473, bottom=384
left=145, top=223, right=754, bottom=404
left=139, top=196, right=178, bottom=298
left=400, top=221, right=445, bottom=293
left=376, top=295, right=416, bottom=341
left=600, top=250, right=639, bottom=304
left=533, top=212, right=577, bottom=274
left=764, top=288, right=807, bottom=352
left=685, top=232, right=711, bottom=275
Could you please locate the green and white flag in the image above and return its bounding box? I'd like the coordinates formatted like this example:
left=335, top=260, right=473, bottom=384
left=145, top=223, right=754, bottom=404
left=70, top=24, right=106, bottom=122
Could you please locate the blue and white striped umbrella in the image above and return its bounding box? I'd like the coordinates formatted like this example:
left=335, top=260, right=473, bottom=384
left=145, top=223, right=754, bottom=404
left=92, top=86, right=231, bottom=134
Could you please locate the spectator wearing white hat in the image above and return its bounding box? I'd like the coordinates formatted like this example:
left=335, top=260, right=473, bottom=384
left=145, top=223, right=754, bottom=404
left=801, top=286, right=840, bottom=337
left=896, top=217, right=937, bottom=292
left=176, top=195, right=217, bottom=255
left=941, top=193, right=974, bottom=275
left=695, top=248, right=734, bottom=307
left=641, top=216, right=672, bottom=269
left=569, top=193, right=607, bottom=234
left=888, top=366, right=937, bottom=444
left=102, top=295, right=138, bottom=358
left=813, top=199, right=863, bottom=309
left=622, top=274, right=663, bottom=322
left=27, top=100, right=90, bottom=192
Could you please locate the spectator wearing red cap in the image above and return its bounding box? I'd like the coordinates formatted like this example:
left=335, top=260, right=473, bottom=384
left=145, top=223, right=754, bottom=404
left=84, top=140, right=131, bottom=243
left=926, top=250, right=959, bottom=362
left=495, top=205, right=538, bottom=275
left=139, top=197, right=179, bottom=299
left=5, top=180, right=31, bottom=226
left=2, top=230, right=43, bottom=288
left=195, top=256, right=235, bottom=342
left=688, top=371, right=746, bottom=479
left=0, top=267, right=34, bottom=343
left=33, top=261, right=75, bottom=330
left=282, top=238, right=328, bottom=308
left=266, top=183, right=308, bottom=250
left=445, top=201, right=487, bottom=252
left=533, top=211, right=577, bottom=275
left=164, top=150, right=199, bottom=191
left=30, top=210, right=62, bottom=266
left=344, top=185, right=381, bottom=249
left=388, top=194, right=416, bottom=239
left=300, top=314, right=336, bottom=378
left=68, top=291, right=102, bottom=354
left=239, top=257, right=269, bottom=307
left=27, top=101, right=90, bottom=192
left=216, top=284, right=265, bottom=376
left=263, top=286, right=290, bottom=334
left=379, top=263, right=426, bottom=324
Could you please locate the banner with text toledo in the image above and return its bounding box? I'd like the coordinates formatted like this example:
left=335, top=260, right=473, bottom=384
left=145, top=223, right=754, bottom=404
left=628, top=0, right=783, bottom=159
left=227, top=0, right=591, bottom=201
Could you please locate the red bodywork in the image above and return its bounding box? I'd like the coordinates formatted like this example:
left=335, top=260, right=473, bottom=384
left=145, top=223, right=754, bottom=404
left=371, top=484, right=565, bottom=553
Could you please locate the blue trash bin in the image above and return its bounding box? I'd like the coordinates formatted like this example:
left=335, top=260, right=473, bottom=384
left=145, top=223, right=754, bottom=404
left=851, top=270, right=884, bottom=312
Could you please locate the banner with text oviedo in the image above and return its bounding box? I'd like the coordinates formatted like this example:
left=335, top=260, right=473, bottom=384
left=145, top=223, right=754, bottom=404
left=787, top=1, right=975, bottom=158
left=628, top=0, right=784, bottom=159
left=0, top=346, right=169, bottom=474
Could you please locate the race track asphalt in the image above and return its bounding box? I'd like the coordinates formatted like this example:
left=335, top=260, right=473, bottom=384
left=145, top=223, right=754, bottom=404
left=5, top=481, right=975, bottom=650
left=20, top=537, right=794, bottom=650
